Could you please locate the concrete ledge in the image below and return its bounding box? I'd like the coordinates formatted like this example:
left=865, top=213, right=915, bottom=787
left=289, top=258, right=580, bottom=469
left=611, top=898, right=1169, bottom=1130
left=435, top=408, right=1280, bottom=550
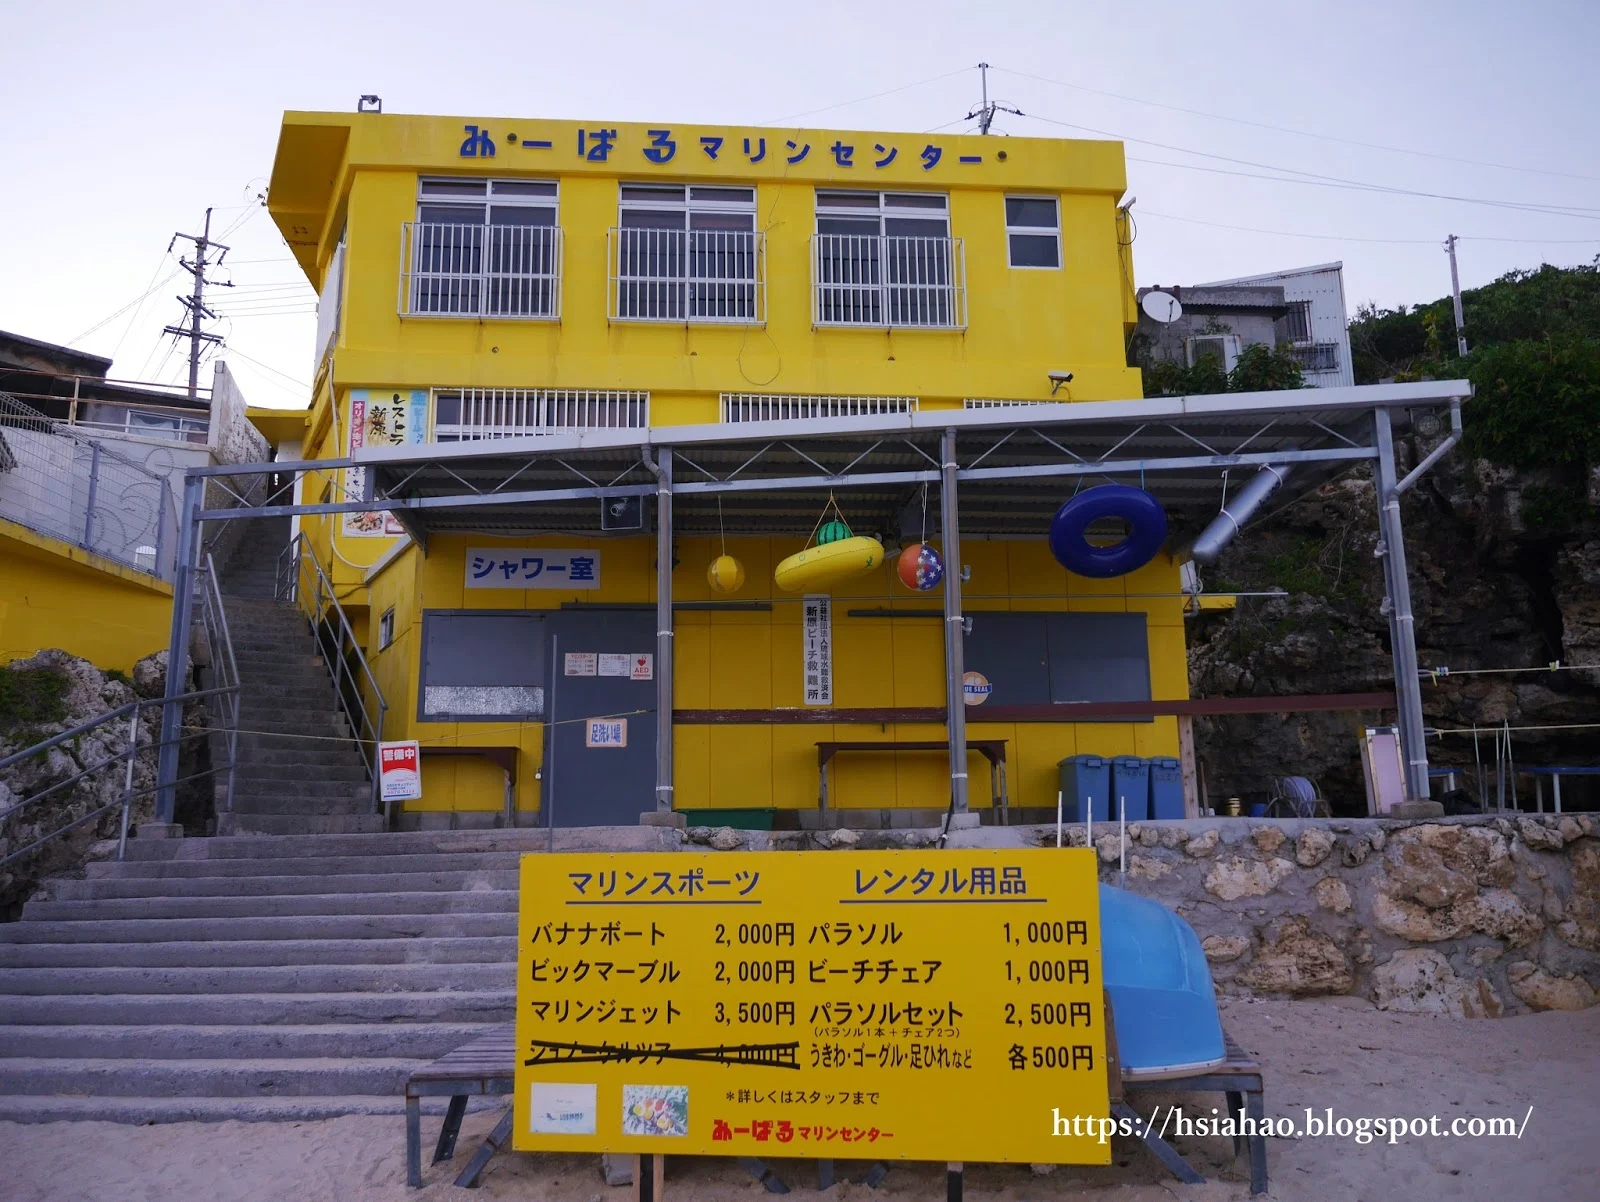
left=134, top=823, right=183, bottom=840
left=639, top=811, right=687, bottom=829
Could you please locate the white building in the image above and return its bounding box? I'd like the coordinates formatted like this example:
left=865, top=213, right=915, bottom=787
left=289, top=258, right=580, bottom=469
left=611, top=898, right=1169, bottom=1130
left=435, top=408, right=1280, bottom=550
left=1197, top=262, right=1354, bottom=388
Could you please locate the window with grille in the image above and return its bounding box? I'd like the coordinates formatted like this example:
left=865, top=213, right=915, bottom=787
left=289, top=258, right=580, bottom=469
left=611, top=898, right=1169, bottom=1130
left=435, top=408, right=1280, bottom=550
left=1005, top=196, right=1061, bottom=268
left=432, top=389, right=649, bottom=442
left=402, top=178, right=561, bottom=319
left=720, top=394, right=918, bottom=423
left=1290, top=342, right=1340, bottom=372
left=812, top=191, right=964, bottom=328
left=1283, top=300, right=1313, bottom=343
left=611, top=184, right=762, bottom=323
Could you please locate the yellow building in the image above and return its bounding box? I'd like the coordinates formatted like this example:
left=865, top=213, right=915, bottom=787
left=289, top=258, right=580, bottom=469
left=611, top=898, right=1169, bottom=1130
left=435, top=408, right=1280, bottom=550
left=265, top=108, right=1193, bottom=828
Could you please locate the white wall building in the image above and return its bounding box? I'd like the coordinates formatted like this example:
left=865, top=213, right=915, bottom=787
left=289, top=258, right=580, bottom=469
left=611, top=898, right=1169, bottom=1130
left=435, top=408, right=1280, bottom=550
left=1198, top=262, right=1354, bottom=389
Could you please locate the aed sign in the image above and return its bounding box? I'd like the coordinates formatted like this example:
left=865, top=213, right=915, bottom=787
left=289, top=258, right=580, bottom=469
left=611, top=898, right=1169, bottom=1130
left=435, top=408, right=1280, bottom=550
left=513, top=849, right=1108, bottom=1164
left=377, top=740, right=422, bottom=802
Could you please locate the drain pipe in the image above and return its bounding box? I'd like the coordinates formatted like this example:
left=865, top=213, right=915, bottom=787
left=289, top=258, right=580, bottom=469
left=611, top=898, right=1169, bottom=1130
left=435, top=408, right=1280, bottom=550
left=1392, top=399, right=1464, bottom=497
left=641, top=444, right=674, bottom=817
left=1190, top=464, right=1292, bottom=565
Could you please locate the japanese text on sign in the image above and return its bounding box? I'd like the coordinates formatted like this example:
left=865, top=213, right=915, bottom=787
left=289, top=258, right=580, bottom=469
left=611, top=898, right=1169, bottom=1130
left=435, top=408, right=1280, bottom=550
left=802, top=596, right=833, bottom=707
left=513, top=850, right=1108, bottom=1165
left=465, top=548, right=601, bottom=590
left=344, top=390, right=427, bottom=537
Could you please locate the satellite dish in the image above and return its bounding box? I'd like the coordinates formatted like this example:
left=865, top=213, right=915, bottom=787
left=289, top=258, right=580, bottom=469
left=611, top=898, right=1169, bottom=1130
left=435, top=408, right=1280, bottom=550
left=1141, top=290, right=1184, bottom=324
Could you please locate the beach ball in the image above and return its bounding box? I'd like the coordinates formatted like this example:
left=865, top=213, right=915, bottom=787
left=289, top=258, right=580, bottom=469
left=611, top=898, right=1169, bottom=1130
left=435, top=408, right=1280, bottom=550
left=706, top=554, right=746, bottom=594
left=896, top=542, right=945, bottom=591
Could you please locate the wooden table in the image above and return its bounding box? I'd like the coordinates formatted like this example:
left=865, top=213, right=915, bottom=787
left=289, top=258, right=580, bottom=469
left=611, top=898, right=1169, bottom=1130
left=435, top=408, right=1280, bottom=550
left=815, top=740, right=1010, bottom=818
left=405, top=1024, right=515, bottom=1189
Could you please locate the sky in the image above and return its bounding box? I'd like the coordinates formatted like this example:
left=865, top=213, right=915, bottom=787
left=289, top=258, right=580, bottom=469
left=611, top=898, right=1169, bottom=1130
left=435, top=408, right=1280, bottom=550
left=2, top=0, right=1597, bottom=410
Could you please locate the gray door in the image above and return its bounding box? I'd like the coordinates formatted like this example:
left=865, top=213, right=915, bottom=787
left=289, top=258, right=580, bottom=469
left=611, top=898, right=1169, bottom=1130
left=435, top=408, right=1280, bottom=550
left=543, top=610, right=658, bottom=827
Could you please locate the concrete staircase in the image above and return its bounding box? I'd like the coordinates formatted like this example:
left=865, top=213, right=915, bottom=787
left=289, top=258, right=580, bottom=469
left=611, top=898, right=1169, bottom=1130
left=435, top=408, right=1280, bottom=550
left=216, top=519, right=384, bottom=836
left=0, top=830, right=527, bottom=1122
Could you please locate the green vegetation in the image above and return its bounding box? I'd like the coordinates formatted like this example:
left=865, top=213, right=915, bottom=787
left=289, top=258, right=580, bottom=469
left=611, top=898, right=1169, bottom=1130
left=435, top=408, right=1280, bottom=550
left=0, top=666, right=70, bottom=731
left=1348, top=260, right=1600, bottom=526
left=1142, top=342, right=1307, bottom=398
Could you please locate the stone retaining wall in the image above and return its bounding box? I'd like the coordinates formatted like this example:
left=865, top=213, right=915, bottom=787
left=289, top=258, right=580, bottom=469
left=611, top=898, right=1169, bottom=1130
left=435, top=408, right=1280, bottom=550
left=679, top=814, right=1600, bottom=1018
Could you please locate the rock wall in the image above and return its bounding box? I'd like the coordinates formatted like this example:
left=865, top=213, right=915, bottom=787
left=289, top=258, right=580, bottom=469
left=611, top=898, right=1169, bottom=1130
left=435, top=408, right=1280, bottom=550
left=681, top=815, right=1600, bottom=1018
left=1186, top=451, right=1600, bottom=811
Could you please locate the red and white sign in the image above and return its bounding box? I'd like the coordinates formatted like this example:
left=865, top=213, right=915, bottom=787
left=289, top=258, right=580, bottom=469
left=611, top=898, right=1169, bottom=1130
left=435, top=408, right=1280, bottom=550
left=630, top=654, right=654, bottom=682
left=378, top=740, right=423, bottom=802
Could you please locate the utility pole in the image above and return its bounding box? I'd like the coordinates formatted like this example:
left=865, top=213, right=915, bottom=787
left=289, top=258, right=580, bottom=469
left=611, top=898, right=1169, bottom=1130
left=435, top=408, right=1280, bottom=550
left=966, top=62, right=1023, bottom=135
left=163, top=208, right=232, bottom=399
left=1444, top=234, right=1468, bottom=357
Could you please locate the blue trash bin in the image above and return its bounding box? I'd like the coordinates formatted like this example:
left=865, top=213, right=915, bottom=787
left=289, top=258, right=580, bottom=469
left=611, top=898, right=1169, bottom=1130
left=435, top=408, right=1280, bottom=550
left=1111, top=756, right=1150, bottom=822
left=1057, top=755, right=1109, bottom=824
left=1147, top=756, right=1185, bottom=820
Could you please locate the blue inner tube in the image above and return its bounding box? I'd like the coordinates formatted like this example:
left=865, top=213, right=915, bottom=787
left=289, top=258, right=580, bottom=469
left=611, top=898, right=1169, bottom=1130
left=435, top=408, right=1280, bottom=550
left=1048, top=484, right=1168, bottom=578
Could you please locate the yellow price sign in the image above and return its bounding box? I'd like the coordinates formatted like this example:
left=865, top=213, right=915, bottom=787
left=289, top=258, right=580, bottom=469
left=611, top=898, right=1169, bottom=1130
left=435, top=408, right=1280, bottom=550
left=513, top=848, right=1108, bottom=1164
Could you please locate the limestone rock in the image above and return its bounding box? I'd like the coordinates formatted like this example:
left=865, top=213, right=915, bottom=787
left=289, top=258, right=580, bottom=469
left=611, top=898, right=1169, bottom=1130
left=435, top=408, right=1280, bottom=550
left=1127, top=855, right=1171, bottom=881
left=1158, top=826, right=1189, bottom=850
left=1388, top=842, right=1478, bottom=910
left=1517, top=816, right=1565, bottom=853
left=1506, top=961, right=1599, bottom=1011
left=827, top=827, right=859, bottom=848
left=1296, top=827, right=1335, bottom=867
left=1464, top=889, right=1544, bottom=948
left=1372, top=891, right=1466, bottom=942
left=1313, top=876, right=1353, bottom=914
left=1204, top=857, right=1294, bottom=902
left=1136, top=825, right=1161, bottom=847
left=1468, top=944, right=1504, bottom=968
left=1251, top=826, right=1286, bottom=854
left=1094, top=833, right=1122, bottom=863
left=1555, top=840, right=1600, bottom=951
left=1202, top=934, right=1252, bottom=963
left=1368, top=827, right=1387, bottom=853
left=708, top=827, right=743, bottom=851
left=1558, top=817, right=1584, bottom=844
left=1403, top=823, right=1516, bottom=888
left=1370, top=949, right=1502, bottom=1018
left=1184, top=829, right=1220, bottom=858
left=1236, top=918, right=1353, bottom=996
left=1339, top=835, right=1370, bottom=867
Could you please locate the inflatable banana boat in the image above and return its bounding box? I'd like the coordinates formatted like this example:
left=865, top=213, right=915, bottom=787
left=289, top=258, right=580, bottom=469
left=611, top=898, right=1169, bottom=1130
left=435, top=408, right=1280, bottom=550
left=773, top=535, right=883, bottom=592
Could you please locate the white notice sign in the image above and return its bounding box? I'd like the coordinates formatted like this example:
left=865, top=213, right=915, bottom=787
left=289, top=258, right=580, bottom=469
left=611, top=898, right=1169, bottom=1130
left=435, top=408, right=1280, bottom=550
left=466, top=548, right=601, bottom=589
left=565, top=653, right=597, bottom=677
left=630, top=654, right=654, bottom=681
left=585, top=719, right=628, bottom=748
left=597, top=653, right=631, bottom=677
left=801, top=595, right=833, bottom=706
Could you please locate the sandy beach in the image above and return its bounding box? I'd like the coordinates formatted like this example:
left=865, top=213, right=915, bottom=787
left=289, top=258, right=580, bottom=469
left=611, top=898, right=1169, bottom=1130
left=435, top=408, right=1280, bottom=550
left=6, top=995, right=1594, bottom=1201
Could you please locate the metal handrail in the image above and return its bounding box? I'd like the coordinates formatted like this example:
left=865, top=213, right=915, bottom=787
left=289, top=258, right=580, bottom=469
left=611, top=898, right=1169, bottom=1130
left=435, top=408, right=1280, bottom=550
left=0, top=685, right=240, bottom=866
left=275, top=531, right=389, bottom=813
left=197, top=553, right=242, bottom=811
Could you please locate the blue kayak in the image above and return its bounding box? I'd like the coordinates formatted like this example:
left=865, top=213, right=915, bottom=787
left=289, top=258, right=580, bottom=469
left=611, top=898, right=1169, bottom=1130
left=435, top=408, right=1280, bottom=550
left=1099, top=884, right=1226, bottom=1078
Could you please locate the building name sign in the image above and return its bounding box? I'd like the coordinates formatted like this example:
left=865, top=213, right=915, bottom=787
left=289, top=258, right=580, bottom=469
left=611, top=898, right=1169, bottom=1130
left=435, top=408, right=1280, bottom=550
left=466, top=549, right=601, bottom=590
left=459, top=123, right=987, bottom=173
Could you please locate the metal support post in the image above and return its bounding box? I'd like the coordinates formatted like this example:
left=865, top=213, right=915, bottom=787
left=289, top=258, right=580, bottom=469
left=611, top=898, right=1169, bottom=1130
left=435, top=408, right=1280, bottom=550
left=117, top=707, right=140, bottom=860
left=939, top=429, right=969, bottom=815
left=82, top=442, right=102, bottom=549
left=652, top=447, right=675, bottom=813
left=1373, top=409, right=1431, bottom=801
left=1445, top=235, right=1469, bottom=358
left=155, top=473, right=204, bottom=824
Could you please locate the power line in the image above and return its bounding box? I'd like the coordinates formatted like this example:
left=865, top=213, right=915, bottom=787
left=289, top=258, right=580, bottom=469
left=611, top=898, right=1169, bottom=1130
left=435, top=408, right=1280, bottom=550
left=992, top=65, right=1600, bottom=184
left=759, top=65, right=972, bottom=126
left=221, top=345, right=309, bottom=390
left=1137, top=209, right=1600, bottom=246
left=1018, top=111, right=1600, bottom=221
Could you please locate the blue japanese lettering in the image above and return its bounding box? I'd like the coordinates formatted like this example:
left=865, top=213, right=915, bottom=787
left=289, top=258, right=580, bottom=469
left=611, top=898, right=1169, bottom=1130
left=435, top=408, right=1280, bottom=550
left=744, top=137, right=767, bottom=163
left=643, top=129, right=676, bottom=164
left=569, top=555, right=597, bottom=583
left=919, top=144, right=943, bottom=171
left=700, top=135, right=724, bottom=160
left=830, top=140, right=854, bottom=167
left=578, top=128, right=618, bottom=162
left=785, top=140, right=810, bottom=165
left=459, top=124, right=496, bottom=158
left=873, top=144, right=897, bottom=168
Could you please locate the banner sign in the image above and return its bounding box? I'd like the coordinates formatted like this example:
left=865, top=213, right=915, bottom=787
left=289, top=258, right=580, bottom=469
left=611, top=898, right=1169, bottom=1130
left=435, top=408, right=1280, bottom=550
left=466, top=548, right=601, bottom=589
left=377, top=740, right=422, bottom=802
left=344, top=390, right=426, bottom=537
left=513, top=849, right=1108, bottom=1164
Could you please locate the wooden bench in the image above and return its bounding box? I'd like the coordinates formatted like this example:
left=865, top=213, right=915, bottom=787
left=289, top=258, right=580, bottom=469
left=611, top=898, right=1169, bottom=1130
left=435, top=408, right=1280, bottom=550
left=815, top=740, right=1010, bottom=818
left=406, top=1021, right=1267, bottom=1195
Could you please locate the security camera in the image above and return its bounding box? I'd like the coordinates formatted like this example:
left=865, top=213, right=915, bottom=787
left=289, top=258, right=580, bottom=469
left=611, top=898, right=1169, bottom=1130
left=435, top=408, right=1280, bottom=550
left=1048, top=370, right=1074, bottom=396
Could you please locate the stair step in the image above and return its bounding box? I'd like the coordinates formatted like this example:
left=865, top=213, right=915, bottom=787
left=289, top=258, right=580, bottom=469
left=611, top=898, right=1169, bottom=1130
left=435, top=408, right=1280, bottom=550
left=0, top=961, right=515, bottom=995
left=0, top=989, right=515, bottom=1025
left=113, top=826, right=674, bottom=862
left=219, top=814, right=387, bottom=836
left=231, top=764, right=369, bottom=783
left=226, top=796, right=373, bottom=817
left=230, top=749, right=367, bottom=768
left=19, top=888, right=518, bottom=922
left=87, top=850, right=528, bottom=879
left=0, top=1022, right=501, bottom=1060
left=0, top=1092, right=501, bottom=1124
left=46, top=868, right=515, bottom=902
left=0, top=913, right=520, bottom=944
left=0, top=1056, right=425, bottom=1098
left=0, top=934, right=515, bottom=966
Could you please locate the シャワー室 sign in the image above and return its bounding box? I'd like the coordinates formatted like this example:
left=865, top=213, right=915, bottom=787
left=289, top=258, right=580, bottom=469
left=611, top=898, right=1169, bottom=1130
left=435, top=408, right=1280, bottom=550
left=377, top=740, right=422, bottom=802
left=466, top=548, right=601, bottom=589
left=513, top=849, right=1108, bottom=1164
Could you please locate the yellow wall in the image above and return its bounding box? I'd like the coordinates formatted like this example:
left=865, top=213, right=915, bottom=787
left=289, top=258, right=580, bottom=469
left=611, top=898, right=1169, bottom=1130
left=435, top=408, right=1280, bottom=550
left=0, top=519, right=173, bottom=673
left=267, top=109, right=1186, bottom=817
left=365, top=533, right=1185, bottom=816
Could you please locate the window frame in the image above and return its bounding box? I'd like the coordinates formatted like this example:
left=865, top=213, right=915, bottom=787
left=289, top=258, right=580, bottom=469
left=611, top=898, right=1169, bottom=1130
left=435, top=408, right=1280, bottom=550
left=378, top=607, right=396, bottom=651
left=403, top=176, right=563, bottom=321
left=611, top=182, right=763, bottom=324
left=810, top=189, right=964, bottom=330
left=1004, top=195, right=1062, bottom=270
